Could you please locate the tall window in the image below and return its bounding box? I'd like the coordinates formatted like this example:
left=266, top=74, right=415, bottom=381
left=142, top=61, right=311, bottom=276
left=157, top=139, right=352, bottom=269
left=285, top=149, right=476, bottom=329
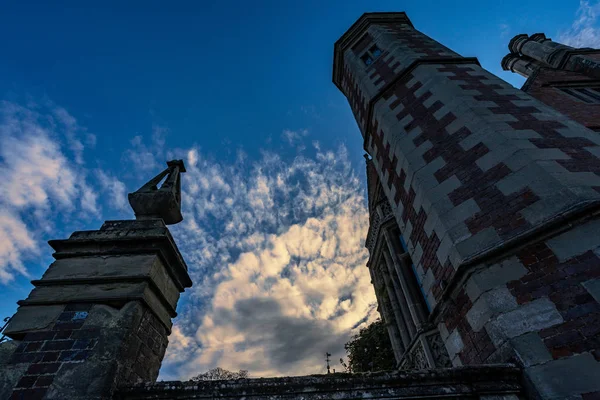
left=557, top=86, right=600, bottom=104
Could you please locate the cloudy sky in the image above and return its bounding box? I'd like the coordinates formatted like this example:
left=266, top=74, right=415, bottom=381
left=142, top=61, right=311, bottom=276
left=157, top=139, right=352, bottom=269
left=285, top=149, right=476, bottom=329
left=0, top=0, right=598, bottom=380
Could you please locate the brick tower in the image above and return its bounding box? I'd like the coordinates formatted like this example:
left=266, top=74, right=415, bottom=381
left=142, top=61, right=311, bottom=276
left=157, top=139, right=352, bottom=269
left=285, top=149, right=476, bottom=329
left=334, top=12, right=600, bottom=400
left=0, top=161, right=192, bottom=400
left=502, top=33, right=600, bottom=131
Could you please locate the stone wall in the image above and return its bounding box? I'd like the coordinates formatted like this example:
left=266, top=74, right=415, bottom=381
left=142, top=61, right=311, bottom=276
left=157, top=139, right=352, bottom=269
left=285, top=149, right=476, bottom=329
left=117, top=365, right=524, bottom=400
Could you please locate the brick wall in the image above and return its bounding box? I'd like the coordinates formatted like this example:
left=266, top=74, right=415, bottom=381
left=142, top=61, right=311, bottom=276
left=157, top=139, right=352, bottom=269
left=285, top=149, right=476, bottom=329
left=122, top=308, right=169, bottom=385
left=523, top=68, right=600, bottom=130
left=3, top=301, right=168, bottom=399
left=7, top=304, right=99, bottom=400
left=438, top=217, right=600, bottom=399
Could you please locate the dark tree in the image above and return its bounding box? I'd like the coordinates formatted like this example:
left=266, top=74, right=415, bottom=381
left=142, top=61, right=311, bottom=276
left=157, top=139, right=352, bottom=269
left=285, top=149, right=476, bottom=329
left=341, top=319, right=395, bottom=373
left=190, top=367, right=249, bottom=381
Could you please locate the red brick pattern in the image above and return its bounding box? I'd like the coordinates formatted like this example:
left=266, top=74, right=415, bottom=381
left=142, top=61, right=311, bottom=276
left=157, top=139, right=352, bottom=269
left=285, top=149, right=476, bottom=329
left=9, top=303, right=98, bottom=400
left=442, top=289, right=497, bottom=364
left=508, top=243, right=600, bottom=361
left=341, top=65, right=368, bottom=134
left=524, top=69, right=600, bottom=130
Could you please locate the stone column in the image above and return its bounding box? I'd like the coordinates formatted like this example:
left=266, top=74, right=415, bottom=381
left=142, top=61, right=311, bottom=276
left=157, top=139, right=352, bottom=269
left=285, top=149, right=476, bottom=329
left=369, top=266, right=405, bottom=360
left=0, top=161, right=192, bottom=400
left=380, top=244, right=417, bottom=338
left=382, top=228, right=429, bottom=329
left=375, top=261, right=412, bottom=350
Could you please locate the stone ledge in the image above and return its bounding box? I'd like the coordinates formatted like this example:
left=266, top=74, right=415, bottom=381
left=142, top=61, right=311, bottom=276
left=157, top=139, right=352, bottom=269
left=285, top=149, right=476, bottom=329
left=48, top=219, right=192, bottom=291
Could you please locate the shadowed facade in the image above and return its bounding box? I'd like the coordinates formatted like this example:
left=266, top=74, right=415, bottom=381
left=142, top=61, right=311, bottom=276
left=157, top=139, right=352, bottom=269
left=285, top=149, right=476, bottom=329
left=333, top=12, right=600, bottom=400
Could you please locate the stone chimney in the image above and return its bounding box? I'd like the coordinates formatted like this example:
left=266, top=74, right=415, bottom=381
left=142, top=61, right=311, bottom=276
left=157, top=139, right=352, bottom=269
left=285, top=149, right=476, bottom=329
left=508, top=33, right=600, bottom=79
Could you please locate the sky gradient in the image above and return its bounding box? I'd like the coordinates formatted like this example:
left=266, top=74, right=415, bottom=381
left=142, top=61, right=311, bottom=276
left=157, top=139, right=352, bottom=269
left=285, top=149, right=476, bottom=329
left=0, top=0, right=598, bottom=380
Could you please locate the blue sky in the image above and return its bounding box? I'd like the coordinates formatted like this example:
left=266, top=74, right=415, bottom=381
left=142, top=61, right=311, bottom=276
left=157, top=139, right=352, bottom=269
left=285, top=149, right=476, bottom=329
left=0, top=0, right=598, bottom=379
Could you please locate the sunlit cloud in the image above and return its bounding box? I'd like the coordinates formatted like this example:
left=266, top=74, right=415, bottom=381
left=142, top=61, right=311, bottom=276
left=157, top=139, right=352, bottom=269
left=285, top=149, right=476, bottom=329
left=162, top=141, right=377, bottom=379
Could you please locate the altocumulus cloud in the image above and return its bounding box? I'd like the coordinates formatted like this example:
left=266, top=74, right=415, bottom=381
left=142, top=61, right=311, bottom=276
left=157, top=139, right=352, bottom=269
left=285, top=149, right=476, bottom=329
left=558, top=0, right=600, bottom=48
left=0, top=101, right=99, bottom=283
left=162, top=139, right=378, bottom=379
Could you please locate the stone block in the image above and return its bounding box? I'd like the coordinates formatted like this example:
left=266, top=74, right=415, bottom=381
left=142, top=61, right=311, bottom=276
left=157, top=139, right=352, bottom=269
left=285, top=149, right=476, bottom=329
left=526, top=353, right=600, bottom=399
left=546, top=218, right=600, bottom=262
left=583, top=279, right=600, bottom=304
left=510, top=332, right=553, bottom=368
left=486, top=298, right=563, bottom=346
left=4, top=305, right=64, bottom=338
left=466, top=287, right=518, bottom=332
left=445, top=328, right=464, bottom=359
left=464, top=256, right=528, bottom=302
left=455, top=227, right=502, bottom=262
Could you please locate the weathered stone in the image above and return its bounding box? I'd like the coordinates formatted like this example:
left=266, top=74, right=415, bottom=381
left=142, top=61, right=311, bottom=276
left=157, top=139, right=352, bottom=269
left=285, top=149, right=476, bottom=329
left=465, top=257, right=528, bottom=302
left=118, top=365, right=524, bottom=400
left=582, top=278, right=600, bottom=304
left=466, top=287, right=518, bottom=332
left=510, top=332, right=553, bottom=367
left=445, top=329, right=464, bottom=359
left=486, top=298, right=564, bottom=345
left=526, top=353, right=600, bottom=399
left=3, top=305, right=64, bottom=337
left=546, top=219, right=600, bottom=261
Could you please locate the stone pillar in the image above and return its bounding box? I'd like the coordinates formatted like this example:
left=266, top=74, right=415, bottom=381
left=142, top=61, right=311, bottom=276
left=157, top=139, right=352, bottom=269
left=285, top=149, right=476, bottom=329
left=334, top=12, right=600, bottom=399
left=382, top=228, right=429, bottom=329
left=0, top=161, right=192, bottom=399
left=369, top=266, right=405, bottom=360
left=380, top=247, right=417, bottom=338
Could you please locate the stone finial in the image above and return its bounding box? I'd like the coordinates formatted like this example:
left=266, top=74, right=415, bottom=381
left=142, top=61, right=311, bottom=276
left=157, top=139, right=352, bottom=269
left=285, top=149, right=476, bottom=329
left=128, top=159, right=187, bottom=225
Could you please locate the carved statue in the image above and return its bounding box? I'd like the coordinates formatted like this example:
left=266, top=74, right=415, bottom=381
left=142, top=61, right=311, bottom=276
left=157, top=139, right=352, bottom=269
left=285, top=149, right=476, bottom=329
left=128, top=160, right=186, bottom=224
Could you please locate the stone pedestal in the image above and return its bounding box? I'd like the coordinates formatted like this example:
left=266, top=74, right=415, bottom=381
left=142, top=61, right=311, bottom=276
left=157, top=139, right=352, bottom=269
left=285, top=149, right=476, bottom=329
left=0, top=219, right=192, bottom=400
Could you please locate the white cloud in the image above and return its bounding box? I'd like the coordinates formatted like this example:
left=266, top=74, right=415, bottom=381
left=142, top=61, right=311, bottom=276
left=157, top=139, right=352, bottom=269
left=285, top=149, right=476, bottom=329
left=281, top=129, right=308, bottom=146
left=124, top=124, right=169, bottom=174
left=52, top=105, right=94, bottom=164
left=0, top=101, right=101, bottom=283
left=162, top=142, right=377, bottom=380
left=558, top=0, right=600, bottom=48
left=96, top=169, right=129, bottom=211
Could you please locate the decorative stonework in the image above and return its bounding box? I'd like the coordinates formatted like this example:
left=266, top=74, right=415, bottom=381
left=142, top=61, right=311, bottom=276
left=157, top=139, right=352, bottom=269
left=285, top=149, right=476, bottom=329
left=399, top=340, right=428, bottom=371
left=365, top=199, right=394, bottom=254
left=426, top=332, right=452, bottom=368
